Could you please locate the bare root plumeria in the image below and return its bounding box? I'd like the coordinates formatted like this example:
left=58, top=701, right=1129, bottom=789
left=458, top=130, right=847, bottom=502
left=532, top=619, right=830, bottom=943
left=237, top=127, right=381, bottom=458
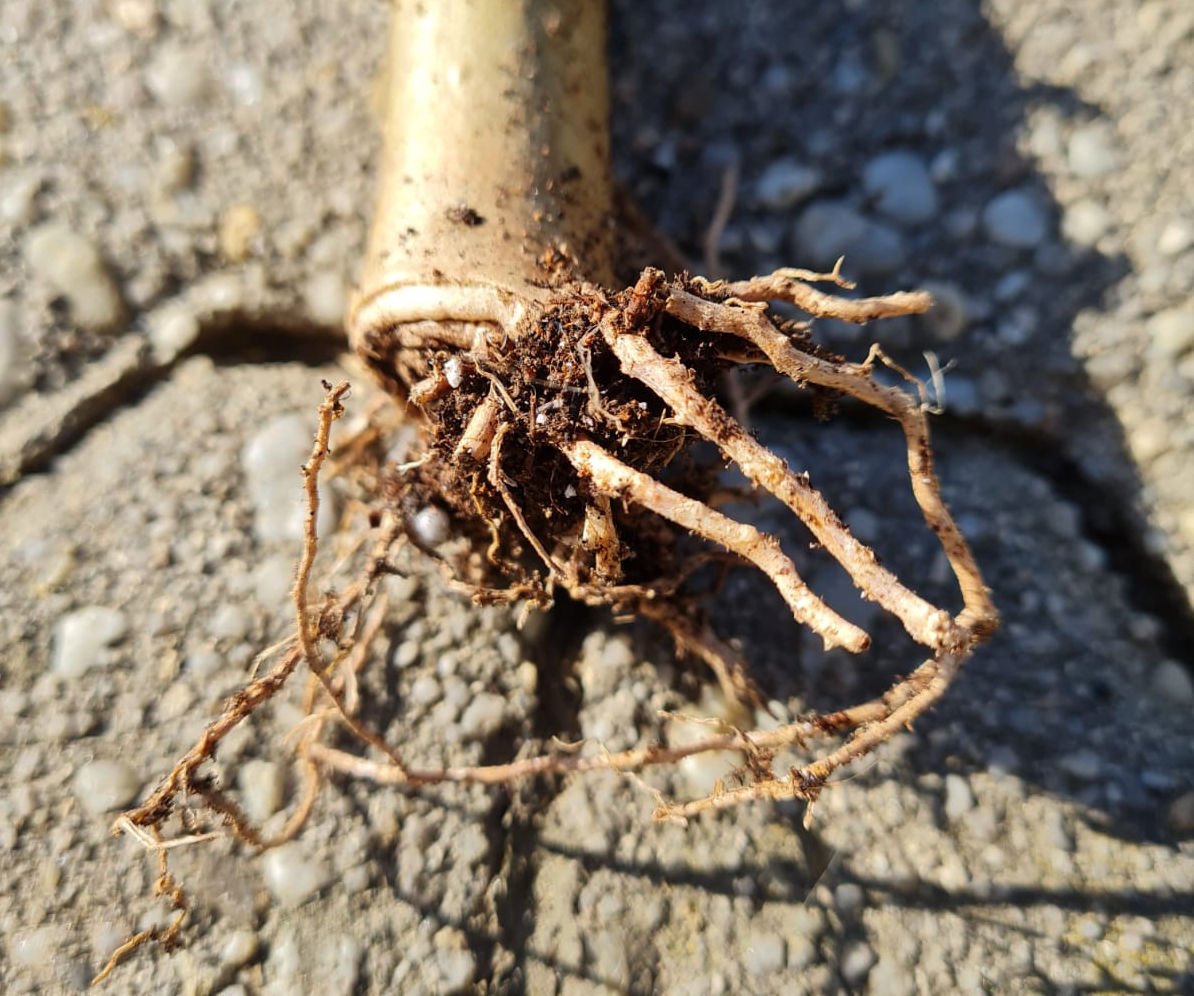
left=99, top=264, right=997, bottom=981
left=100, top=0, right=997, bottom=980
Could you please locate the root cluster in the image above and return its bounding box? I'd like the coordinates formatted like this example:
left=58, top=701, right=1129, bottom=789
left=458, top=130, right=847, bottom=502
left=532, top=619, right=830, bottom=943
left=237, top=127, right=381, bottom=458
left=100, top=265, right=997, bottom=980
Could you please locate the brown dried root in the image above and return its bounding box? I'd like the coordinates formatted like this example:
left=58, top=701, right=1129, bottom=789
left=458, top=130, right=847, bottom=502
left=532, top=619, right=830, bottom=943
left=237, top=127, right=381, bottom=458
left=105, top=264, right=997, bottom=979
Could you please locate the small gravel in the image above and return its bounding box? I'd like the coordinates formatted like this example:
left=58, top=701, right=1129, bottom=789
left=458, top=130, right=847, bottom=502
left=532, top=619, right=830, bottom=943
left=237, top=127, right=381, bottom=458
left=744, top=929, right=786, bottom=975
left=1146, top=306, right=1194, bottom=359
left=944, top=773, right=976, bottom=819
left=262, top=843, right=331, bottom=909
left=72, top=759, right=141, bottom=814
left=794, top=201, right=906, bottom=276
left=1067, top=121, right=1119, bottom=179
left=840, top=940, right=878, bottom=986
left=862, top=150, right=938, bottom=226
left=0, top=298, right=29, bottom=406
left=1062, top=198, right=1111, bottom=247
left=753, top=158, right=822, bottom=210
left=51, top=605, right=128, bottom=678
left=1150, top=660, right=1194, bottom=704
left=241, top=413, right=338, bottom=546
left=238, top=760, right=285, bottom=823
left=458, top=692, right=506, bottom=741
left=982, top=189, right=1048, bottom=249
left=429, top=927, right=476, bottom=993
left=24, top=224, right=125, bottom=331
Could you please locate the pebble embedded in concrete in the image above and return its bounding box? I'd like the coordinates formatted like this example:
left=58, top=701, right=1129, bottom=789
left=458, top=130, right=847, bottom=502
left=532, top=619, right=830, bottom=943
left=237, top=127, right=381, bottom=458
left=862, top=150, right=938, bottom=226
left=72, top=759, right=141, bottom=814
left=303, top=271, right=348, bottom=327
left=944, top=773, right=975, bottom=819
left=0, top=298, right=29, bottom=405
left=24, top=223, right=126, bottom=331
left=1147, top=306, right=1194, bottom=359
left=51, top=605, right=128, bottom=678
left=262, top=842, right=331, bottom=908
left=144, top=44, right=210, bottom=106
left=459, top=692, right=505, bottom=741
left=242, top=413, right=338, bottom=546
left=238, top=759, right=285, bottom=823
left=841, top=941, right=878, bottom=985
left=1062, top=198, right=1111, bottom=247
left=1067, top=121, right=1119, bottom=179
left=982, top=189, right=1048, bottom=249
left=1150, top=660, right=1194, bottom=704
left=753, top=158, right=822, bottom=210
left=794, top=200, right=906, bottom=276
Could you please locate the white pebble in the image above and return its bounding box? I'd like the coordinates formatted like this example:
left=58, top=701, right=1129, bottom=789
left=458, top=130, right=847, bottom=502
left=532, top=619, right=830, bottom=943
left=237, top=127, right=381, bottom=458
left=745, top=926, right=783, bottom=974
left=862, top=150, right=938, bottom=226
left=753, top=159, right=822, bottom=210
left=0, top=298, right=29, bottom=405
left=148, top=305, right=200, bottom=364
left=10, top=924, right=62, bottom=968
left=145, top=45, right=210, bottom=106
left=1067, top=122, right=1119, bottom=179
left=840, top=941, right=877, bottom=985
left=73, top=759, right=141, bottom=814
left=25, top=223, right=125, bottom=331
left=262, top=843, right=330, bottom=908
left=429, top=927, right=476, bottom=992
left=208, top=603, right=250, bottom=643
left=1062, top=199, right=1110, bottom=247
left=459, top=693, right=505, bottom=741
left=1151, top=660, right=1194, bottom=705
left=220, top=930, right=259, bottom=970
left=303, top=271, right=347, bottom=327
left=444, top=356, right=464, bottom=389
left=411, top=505, right=451, bottom=547
left=238, top=760, right=285, bottom=823
left=982, top=189, right=1048, bottom=250
left=1147, top=307, right=1194, bottom=359
left=1157, top=219, right=1193, bottom=257
left=52, top=605, right=128, bottom=678
left=241, top=413, right=337, bottom=545
left=944, top=773, right=975, bottom=819
left=0, top=171, right=41, bottom=227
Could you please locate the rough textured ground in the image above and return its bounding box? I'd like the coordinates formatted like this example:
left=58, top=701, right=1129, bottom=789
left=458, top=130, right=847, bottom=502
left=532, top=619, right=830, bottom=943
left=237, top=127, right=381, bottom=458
left=2, top=1, right=1192, bottom=994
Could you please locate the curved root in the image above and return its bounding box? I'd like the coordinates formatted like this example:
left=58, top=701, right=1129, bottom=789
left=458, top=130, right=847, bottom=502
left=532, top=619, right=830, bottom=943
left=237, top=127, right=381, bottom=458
left=106, top=267, right=998, bottom=977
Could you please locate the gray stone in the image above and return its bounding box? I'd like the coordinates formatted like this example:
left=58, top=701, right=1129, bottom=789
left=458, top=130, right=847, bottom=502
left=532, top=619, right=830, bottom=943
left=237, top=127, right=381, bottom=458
left=919, top=281, right=969, bottom=342
left=1168, top=790, right=1194, bottom=836
left=754, top=159, right=822, bottom=210
left=144, top=44, right=211, bottom=106
left=794, top=201, right=906, bottom=276
left=52, top=605, right=129, bottom=678
left=862, top=150, right=938, bottom=226
left=1059, top=749, right=1102, bottom=782
left=1151, top=660, right=1194, bottom=704
left=983, top=189, right=1048, bottom=250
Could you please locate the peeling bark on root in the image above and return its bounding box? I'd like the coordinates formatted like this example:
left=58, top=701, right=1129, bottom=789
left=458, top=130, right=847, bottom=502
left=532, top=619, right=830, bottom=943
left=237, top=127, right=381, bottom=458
left=105, top=269, right=998, bottom=977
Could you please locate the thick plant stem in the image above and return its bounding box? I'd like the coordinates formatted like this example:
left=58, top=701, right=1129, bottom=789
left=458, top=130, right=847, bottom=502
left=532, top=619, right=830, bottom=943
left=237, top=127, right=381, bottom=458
left=350, top=0, right=615, bottom=350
